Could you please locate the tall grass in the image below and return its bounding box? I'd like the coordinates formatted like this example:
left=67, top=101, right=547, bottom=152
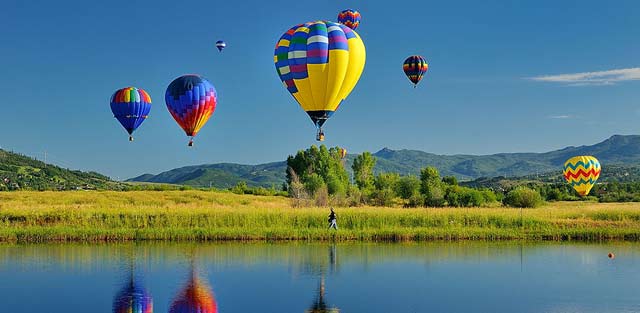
left=1, top=191, right=640, bottom=242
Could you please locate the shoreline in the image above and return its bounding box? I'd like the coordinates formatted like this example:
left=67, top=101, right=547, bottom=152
left=1, top=191, right=640, bottom=243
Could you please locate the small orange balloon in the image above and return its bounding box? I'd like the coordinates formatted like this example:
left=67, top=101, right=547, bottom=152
left=608, top=252, right=615, bottom=259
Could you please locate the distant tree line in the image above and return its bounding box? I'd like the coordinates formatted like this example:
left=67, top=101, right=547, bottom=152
left=284, top=145, right=640, bottom=208
left=285, top=145, right=511, bottom=207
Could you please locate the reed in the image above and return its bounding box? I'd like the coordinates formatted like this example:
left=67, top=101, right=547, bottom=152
left=1, top=191, right=640, bottom=243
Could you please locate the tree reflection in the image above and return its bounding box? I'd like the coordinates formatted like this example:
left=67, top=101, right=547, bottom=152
left=306, top=276, right=340, bottom=313
left=306, top=244, right=340, bottom=313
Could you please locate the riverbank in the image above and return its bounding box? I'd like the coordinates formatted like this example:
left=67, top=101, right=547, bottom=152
left=1, top=191, right=640, bottom=243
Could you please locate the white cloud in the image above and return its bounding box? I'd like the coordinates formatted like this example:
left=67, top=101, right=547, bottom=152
left=547, top=115, right=573, bottom=119
left=528, top=67, right=640, bottom=86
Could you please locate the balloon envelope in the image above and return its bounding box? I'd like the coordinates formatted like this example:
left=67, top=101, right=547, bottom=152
left=339, top=148, right=347, bottom=159
left=274, top=21, right=366, bottom=139
left=215, top=40, right=226, bottom=52
left=337, top=9, right=361, bottom=30
left=169, top=276, right=218, bottom=313
left=113, top=279, right=153, bottom=313
left=110, top=87, right=151, bottom=139
left=403, top=55, right=428, bottom=87
left=165, top=75, right=218, bottom=145
left=563, top=156, right=601, bottom=196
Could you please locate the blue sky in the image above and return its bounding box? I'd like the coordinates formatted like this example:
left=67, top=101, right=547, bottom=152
left=1, top=0, right=639, bottom=179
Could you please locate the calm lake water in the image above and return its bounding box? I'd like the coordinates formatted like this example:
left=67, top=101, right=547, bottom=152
left=0, top=242, right=638, bottom=313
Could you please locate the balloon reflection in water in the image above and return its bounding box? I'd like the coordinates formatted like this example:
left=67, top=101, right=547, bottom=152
left=169, top=268, right=218, bottom=313
left=306, top=276, right=340, bottom=313
left=112, top=272, right=153, bottom=313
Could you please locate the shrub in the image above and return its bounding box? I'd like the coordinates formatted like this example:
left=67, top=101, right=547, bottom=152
left=346, top=185, right=363, bottom=206
left=503, top=187, right=543, bottom=208
left=314, top=185, right=329, bottom=207
left=480, top=189, right=497, bottom=204
left=326, top=172, right=347, bottom=196
left=304, top=174, right=325, bottom=196
left=442, top=176, right=458, bottom=186
left=231, top=181, right=247, bottom=195
left=406, top=193, right=424, bottom=208
left=425, top=185, right=446, bottom=207
left=372, top=188, right=396, bottom=207
left=460, top=188, right=484, bottom=207
left=396, top=175, right=421, bottom=200
left=445, top=186, right=462, bottom=207
left=446, top=186, right=489, bottom=207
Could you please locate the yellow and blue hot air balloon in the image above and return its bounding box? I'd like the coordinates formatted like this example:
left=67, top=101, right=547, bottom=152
left=563, top=156, right=601, bottom=196
left=274, top=21, right=366, bottom=141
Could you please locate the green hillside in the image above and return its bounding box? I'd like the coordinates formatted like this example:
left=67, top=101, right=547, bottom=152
left=0, top=149, right=124, bottom=191
left=128, top=162, right=287, bottom=189
left=128, top=135, right=640, bottom=188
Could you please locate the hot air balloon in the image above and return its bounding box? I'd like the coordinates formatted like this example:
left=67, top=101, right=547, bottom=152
left=339, top=148, right=347, bottom=159
left=165, top=75, right=218, bottom=146
left=169, top=271, right=218, bottom=313
left=110, top=87, right=152, bottom=141
left=563, top=156, right=601, bottom=196
left=215, top=40, right=226, bottom=52
left=274, top=21, right=366, bottom=141
left=337, top=9, right=361, bottom=30
left=403, top=55, right=428, bottom=88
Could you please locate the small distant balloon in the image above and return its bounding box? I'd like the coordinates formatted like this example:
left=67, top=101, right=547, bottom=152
left=338, top=9, right=361, bottom=30
left=403, top=55, right=429, bottom=88
left=339, top=148, right=347, bottom=159
left=110, top=87, right=152, bottom=142
left=165, top=75, right=218, bottom=147
left=215, top=40, right=226, bottom=52
left=608, top=252, right=615, bottom=259
left=563, top=156, right=601, bottom=196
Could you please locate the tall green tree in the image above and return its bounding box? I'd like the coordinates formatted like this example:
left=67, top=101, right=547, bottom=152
left=352, top=152, right=376, bottom=191
left=286, top=145, right=349, bottom=196
left=372, top=172, right=400, bottom=206
left=396, top=175, right=421, bottom=200
left=420, top=166, right=446, bottom=207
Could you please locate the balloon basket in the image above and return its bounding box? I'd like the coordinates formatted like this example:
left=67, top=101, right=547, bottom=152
left=129, top=136, right=133, bottom=142
left=188, top=140, right=194, bottom=147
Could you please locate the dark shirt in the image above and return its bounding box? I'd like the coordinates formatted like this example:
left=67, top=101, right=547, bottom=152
left=328, top=212, right=336, bottom=221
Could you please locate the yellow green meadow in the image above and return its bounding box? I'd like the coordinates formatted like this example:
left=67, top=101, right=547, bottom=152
left=1, top=190, right=640, bottom=243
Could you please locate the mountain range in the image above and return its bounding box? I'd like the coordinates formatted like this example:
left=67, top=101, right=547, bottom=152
left=128, top=135, right=640, bottom=188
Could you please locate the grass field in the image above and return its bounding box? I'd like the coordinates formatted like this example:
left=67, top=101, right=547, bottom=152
left=1, top=190, right=640, bottom=243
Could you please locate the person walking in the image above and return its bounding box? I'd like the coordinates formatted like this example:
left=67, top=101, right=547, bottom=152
left=328, top=208, right=337, bottom=230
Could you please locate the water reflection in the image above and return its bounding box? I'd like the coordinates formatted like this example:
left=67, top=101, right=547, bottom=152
left=169, top=257, right=218, bottom=313
left=306, top=276, right=339, bottom=313
left=113, top=258, right=153, bottom=313
left=1, top=242, right=638, bottom=313
left=306, top=245, right=340, bottom=313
